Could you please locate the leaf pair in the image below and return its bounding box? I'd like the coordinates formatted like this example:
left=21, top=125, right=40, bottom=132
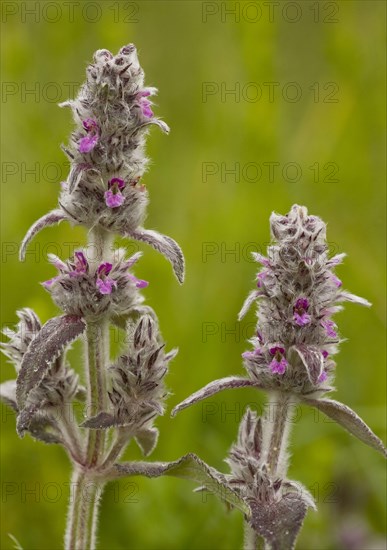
left=19, top=210, right=185, bottom=283
left=172, top=376, right=387, bottom=458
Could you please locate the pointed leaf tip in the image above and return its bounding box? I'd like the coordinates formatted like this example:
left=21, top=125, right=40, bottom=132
left=302, top=397, right=387, bottom=458
left=20, top=210, right=67, bottom=261
left=171, top=377, right=260, bottom=417
left=127, top=228, right=185, bottom=284
left=16, top=315, right=86, bottom=409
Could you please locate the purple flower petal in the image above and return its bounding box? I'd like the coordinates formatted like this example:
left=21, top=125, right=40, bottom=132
left=295, top=298, right=309, bottom=310
left=79, top=118, right=99, bottom=153
left=294, top=312, right=311, bottom=326
left=321, top=320, right=337, bottom=339
left=251, top=252, right=271, bottom=267
left=330, top=274, right=342, bottom=287
left=257, top=270, right=268, bottom=288
left=96, top=277, right=116, bottom=295
left=317, top=371, right=327, bottom=383
left=74, top=251, right=88, bottom=273
left=79, top=134, right=99, bottom=153
left=42, top=276, right=60, bottom=288
left=269, top=346, right=285, bottom=356
left=293, top=297, right=311, bottom=326
left=141, top=100, right=153, bottom=118
left=82, top=119, right=98, bottom=132
left=127, top=273, right=149, bottom=289
left=269, top=357, right=288, bottom=375
left=105, top=190, right=125, bottom=208
left=98, top=262, right=113, bottom=276
left=108, top=177, right=125, bottom=190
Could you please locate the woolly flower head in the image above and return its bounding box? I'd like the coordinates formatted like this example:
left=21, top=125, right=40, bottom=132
left=43, top=249, right=148, bottom=319
left=58, top=44, right=169, bottom=235
left=240, top=205, right=370, bottom=396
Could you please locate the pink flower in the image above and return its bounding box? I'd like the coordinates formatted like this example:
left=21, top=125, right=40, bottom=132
left=321, top=319, right=337, bottom=339
left=79, top=119, right=100, bottom=153
left=96, top=262, right=117, bottom=295
left=138, top=90, right=154, bottom=118
left=268, top=346, right=288, bottom=375
left=104, top=177, right=125, bottom=208
left=293, top=297, right=311, bottom=326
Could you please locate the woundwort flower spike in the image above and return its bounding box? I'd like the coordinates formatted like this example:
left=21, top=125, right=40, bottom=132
left=19, top=45, right=185, bottom=284
left=172, top=205, right=386, bottom=549
left=2, top=45, right=189, bottom=550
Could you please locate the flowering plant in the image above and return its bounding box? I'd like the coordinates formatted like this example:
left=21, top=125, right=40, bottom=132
left=172, top=205, right=386, bottom=549
left=0, top=45, right=190, bottom=550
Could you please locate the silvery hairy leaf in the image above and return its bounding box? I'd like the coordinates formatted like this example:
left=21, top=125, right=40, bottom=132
left=127, top=228, right=185, bottom=284
left=135, top=427, right=159, bottom=456
left=19, top=209, right=67, bottom=261
left=16, top=315, right=86, bottom=409
left=110, top=453, right=250, bottom=517
left=248, top=486, right=311, bottom=550
left=171, top=377, right=261, bottom=417
left=302, top=397, right=387, bottom=458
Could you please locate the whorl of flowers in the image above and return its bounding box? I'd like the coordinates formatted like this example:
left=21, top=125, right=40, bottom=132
left=42, top=249, right=148, bottom=319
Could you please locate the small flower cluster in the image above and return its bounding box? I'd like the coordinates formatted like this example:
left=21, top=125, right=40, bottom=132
left=0, top=309, right=83, bottom=444
left=226, top=408, right=311, bottom=505
left=240, top=204, right=370, bottom=396
left=42, top=249, right=147, bottom=319
left=82, top=315, right=177, bottom=456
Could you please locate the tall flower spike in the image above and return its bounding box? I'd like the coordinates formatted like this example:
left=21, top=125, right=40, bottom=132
left=5, top=43, right=195, bottom=550
left=172, top=205, right=386, bottom=549
left=19, top=45, right=184, bottom=283
left=173, top=206, right=384, bottom=454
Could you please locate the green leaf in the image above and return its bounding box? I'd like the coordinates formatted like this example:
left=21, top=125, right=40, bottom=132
left=302, top=396, right=387, bottom=458
left=110, top=453, right=250, bottom=517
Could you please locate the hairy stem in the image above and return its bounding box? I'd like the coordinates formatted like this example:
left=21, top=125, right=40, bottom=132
left=65, top=469, right=85, bottom=549
left=65, top=227, right=113, bottom=549
left=262, top=391, right=294, bottom=477
left=65, top=469, right=105, bottom=550
left=59, top=404, right=84, bottom=464
left=85, top=318, right=109, bottom=467
left=100, top=427, right=132, bottom=471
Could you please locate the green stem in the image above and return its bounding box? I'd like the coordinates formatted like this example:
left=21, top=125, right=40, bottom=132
left=59, top=404, right=84, bottom=464
left=85, top=319, right=109, bottom=467
left=263, top=391, right=294, bottom=477
left=65, top=227, right=113, bottom=549
left=100, top=427, right=132, bottom=471
left=65, top=469, right=105, bottom=550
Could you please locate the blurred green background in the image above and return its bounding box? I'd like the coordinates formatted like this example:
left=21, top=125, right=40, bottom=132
left=1, top=1, right=386, bottom=549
